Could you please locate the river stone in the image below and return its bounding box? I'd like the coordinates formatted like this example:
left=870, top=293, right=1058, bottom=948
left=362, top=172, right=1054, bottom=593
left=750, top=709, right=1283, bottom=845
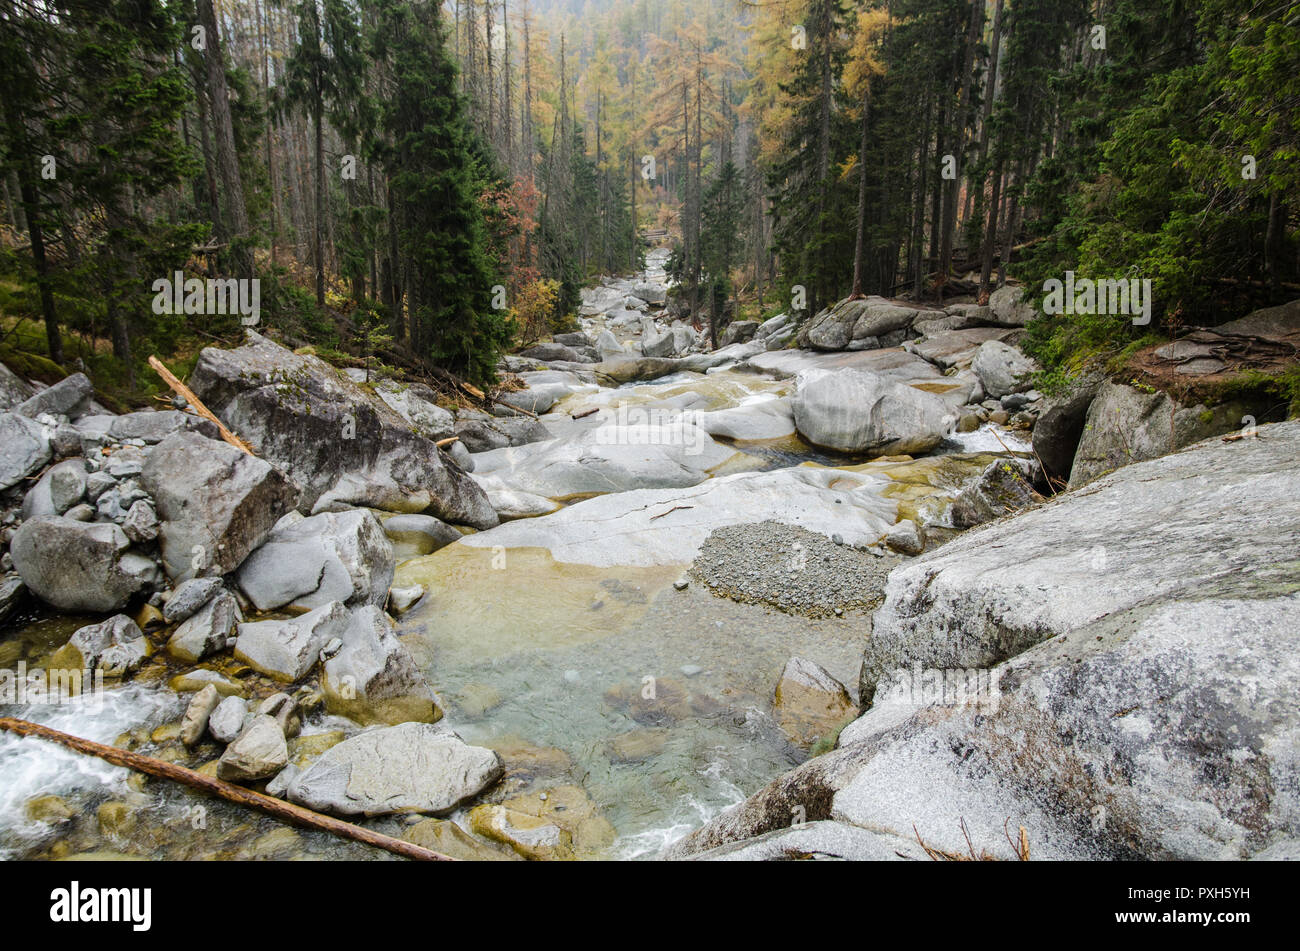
left=860, top=418, right=1300, bottom=708
left=631, top=282, right=666, bottom=305
left=162, top=577, right=224, bottom=623
left=121, top=500, right=158, bottom=544
left=479, top=485, right=561, bottom=520
left=233, top=600, right=352, bottom=682
left=167, top=589, right=241, bottom=663
left=459, top=465, right=902, bottom=568
left=168, top=669, right=245, bottom=697
left=142, top=429, right=299, bottom=581
left=321, top=605, right=440, bottom=726
left=387, top=584, right=424, bottom=615
left=180, top=684, right=222, bottom=747
left=108, top=410, right=218, bottom=444
left=453, top=411, right=551, bottom=453
left=381, top=513, right=462, bottom=557
left=12, top=372, right=93, bottom=420
left=218, top=715, right=289, bottom=782
left=692, top=397, right=797, bottom=441
left=256, top=693, right=302, bottom=739
left=0, top=577, right=26, bottom=625
left=720, top=320, right=760, bottom=346
left=405, top=819, right=523, bottom=861
left=468, top=805, right=575, bottom=861
left=53, top=615, right=148, bottom=676
left=987, top=285, right=1036, bottom=326
left=520, top=342, right=590, bottom=364
left=0, top=413, right=52, bottom=490
left=187, top=331, right=497, bottom=528
left=972, top=340, right=1037, bottom=398
left=208, top=696, right=249, bottom=744
left=773, top=657, right=855, bottom=747
left=1067, top=381, right=1251, bottom=487
left=287, top=723, right=504, bottom=817
left=236, top=509, right=395, bottom=612
left=11, top=517, right=158, bottom=613
left=791, top=368, right=956, bottom=454
left=20, top=458, right=87, bottom=519
left=949, top=458, right=1040, bottom=528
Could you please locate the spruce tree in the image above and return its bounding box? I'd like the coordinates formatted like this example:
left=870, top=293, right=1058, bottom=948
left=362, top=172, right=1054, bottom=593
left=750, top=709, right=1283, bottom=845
left=374, top=0, right=510, bottom=384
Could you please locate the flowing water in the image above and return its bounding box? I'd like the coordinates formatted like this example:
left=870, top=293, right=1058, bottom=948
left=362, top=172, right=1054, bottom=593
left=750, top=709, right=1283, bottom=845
left=0, top=257, right=1033, bottom=859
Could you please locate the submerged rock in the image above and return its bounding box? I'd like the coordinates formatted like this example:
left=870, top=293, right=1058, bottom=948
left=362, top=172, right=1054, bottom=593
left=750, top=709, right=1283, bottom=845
left=773, top=657, right=855, bottom=747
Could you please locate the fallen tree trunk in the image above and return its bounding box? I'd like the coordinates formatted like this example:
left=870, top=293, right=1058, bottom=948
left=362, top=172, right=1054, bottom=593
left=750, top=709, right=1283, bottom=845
left=0, top=716, right=454, bottom=862
left=148, top=355, right=255, bottom=455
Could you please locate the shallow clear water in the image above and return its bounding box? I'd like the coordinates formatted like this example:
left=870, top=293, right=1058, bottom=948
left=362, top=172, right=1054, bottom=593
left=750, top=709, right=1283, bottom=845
left=394, top=548, right=868, bottom=858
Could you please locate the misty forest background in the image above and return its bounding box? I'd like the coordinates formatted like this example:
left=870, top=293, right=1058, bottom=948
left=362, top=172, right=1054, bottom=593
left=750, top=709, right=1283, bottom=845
left=0, top=0, right=1296, bottom=407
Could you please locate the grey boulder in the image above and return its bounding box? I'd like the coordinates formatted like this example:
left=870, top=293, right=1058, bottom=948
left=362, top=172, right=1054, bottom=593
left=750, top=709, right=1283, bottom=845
left=0, top=413, right=52, bottom=490
left=11, top=517, right=158, bottom=613
left=218, top=715, right=289, bottom=782
left=321, top=605, right=440, bottom=726
left=791, top=368, right=956, bottom=454
left=972, top=340, right=1037, bottom=398
left=236, top=509, right=395, bottom=612
left=167, top=589, right=241, bottom=662
left=187, top=332, right=497, bottom=528
left=12, top=372, right=93, bottom=420
left=286, top=723, right=503, bottom=817
left=142, top=430, right=299, bottom=581
left=233, top=600, right=352, bottom=682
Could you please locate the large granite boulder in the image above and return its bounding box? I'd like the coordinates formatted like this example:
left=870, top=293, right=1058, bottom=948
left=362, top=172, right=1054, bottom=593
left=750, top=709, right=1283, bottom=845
left=469, top=419, right=738, bottom=500
left=187, top=332, right=497, bottom=528
left=986, top=285, right=1036, bottom=327
left=373, top=381, right=455, bottom=438
left=0, top=362, right=35, bottom=411
left=861, top=419, right=1300, bottom=704
left=673, top=420, right=1300, bottom=862
left=236, top=509, right=395, bottom=612
left=286, top=723, right=503, bottom=817
left=142, top=430, right=299, bottom=581
left=1068, top=381, right=1256, bottom=487
left=791, top=368, right=956, bottom=454
left=971, top=340, right=1037, bottom=398
left=10, top=517, right=158, bottom=613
